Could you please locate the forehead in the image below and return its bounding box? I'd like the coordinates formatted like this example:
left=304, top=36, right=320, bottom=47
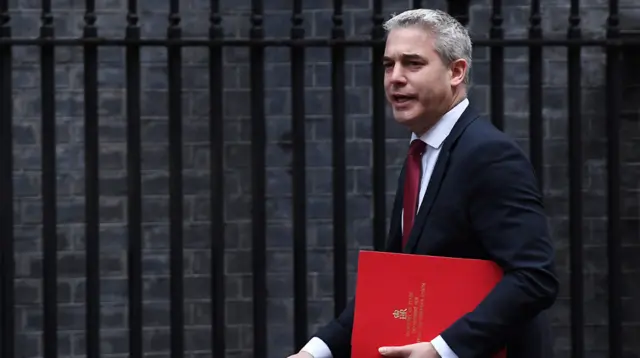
left=384, top=26, right=437, bottom=59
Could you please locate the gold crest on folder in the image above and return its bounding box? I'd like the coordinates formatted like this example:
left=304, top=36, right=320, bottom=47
left=393, top=309, right=407, bottom=320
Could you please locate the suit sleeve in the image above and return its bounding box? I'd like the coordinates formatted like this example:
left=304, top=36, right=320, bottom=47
left=313, top=299, right=355, bottom=357
left=439, top=139, right=559, bottom=357
left=312, top=165, right=407, bottom=357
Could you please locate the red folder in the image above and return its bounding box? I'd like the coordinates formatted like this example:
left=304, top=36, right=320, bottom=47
left=351, top=250, right=506, bottom=358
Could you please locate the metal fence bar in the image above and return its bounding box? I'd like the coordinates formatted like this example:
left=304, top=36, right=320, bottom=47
left=83, top=0, right=100, bottom=356
left=448, top=0, right=471, bottom=26
left=291, top=0, right=309, bottom=350
left=490, top=0, right=504, bottom=131
left=567, top=0, right=584, bottom=356
left=371, top=0, right=386, bottom=251
left=3, top=37, right=640, bottom=47
left=209, top=0, right=225, bottom=356
left=606, top=1, right=622, bottom=357
left=0, top=2, right=636, bottom=358
left=0, top=3, right=14, bottom=357
left=167, top=2, right=185, bottom=357
left=40, top=2, right=58, bottom=356
left=331, top=0, right=347, bottom=317
left=250, top=0, right=267, bottom=355
left=528, top=0, right=543, bottom=187
left=125, top=0, right=143, bottom=356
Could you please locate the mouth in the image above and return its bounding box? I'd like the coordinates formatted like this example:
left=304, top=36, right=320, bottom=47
left=391, top=94, right=416, bottom=104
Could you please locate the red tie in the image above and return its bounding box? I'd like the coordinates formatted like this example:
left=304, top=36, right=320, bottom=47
left=402, top=140, right=426, bottom=247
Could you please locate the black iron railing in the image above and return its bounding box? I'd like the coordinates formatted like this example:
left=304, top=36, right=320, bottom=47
left=0, top=0, right=635, bottom=357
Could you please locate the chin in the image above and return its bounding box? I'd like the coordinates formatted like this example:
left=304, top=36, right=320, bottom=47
left=393, top=118, right=421, bottom=134
left=393, top=111, right=420, bottom=127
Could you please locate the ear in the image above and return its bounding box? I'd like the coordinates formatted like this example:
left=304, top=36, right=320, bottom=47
left=449, top=58, right=468, bottom=86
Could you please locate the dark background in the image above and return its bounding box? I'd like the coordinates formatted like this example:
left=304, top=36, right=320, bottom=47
left=6, top=0, right=639, bottom=357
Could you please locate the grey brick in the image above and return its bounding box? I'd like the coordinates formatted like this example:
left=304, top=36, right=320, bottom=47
left=5, top=0, right=640, bottom=357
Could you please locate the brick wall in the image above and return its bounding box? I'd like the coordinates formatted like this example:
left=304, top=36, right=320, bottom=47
left=6, top=0, right=639, bottom=357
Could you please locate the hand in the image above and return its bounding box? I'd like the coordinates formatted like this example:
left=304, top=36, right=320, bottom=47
left=378, top=342, right=441, bottom=357
left=286, top=352, right=314, bottom=358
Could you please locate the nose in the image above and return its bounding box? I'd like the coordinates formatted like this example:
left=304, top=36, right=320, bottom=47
left=386, top=64, right=406, bottom=85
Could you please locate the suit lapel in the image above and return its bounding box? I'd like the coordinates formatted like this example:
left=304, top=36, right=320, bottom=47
left=385, top=164, right=406, bottom=252
left=402, top=150, right=450, bottom=253
left=403, top=105, right=481, bottom=253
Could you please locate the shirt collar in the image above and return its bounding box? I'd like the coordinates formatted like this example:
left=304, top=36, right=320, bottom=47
left=410, top=98, right=469, bottom=150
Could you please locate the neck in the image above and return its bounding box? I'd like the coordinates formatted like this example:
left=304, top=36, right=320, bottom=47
left=448, top=89, right=467, bottom=111
left=412, top=92, right=466, bottom=137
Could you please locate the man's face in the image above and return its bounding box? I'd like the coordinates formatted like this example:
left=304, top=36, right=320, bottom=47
left=383, top=26, right=464, bottom=134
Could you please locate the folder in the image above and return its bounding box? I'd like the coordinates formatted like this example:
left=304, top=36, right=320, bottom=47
left=350, top=250, right=506, bottom=357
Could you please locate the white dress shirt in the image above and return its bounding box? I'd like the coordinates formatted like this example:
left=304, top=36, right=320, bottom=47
left=301, top=98, right=469, bottom=358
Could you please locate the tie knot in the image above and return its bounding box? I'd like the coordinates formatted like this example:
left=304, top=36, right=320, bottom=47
left=409, top=140, right=426, bottom=157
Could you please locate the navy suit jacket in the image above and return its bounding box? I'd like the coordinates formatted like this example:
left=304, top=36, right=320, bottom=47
left=314, top=104, right=559, bottom=358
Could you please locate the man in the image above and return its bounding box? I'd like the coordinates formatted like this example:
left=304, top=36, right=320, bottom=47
left=288, top=8, right=558, bottom=358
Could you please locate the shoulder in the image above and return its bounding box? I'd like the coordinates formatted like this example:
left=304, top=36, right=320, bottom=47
left=450, top=116, right=540, bottom=196
left=455, top=116, right=531, bottom=170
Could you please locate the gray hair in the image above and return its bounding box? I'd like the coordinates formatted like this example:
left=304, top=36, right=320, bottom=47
left=383, top=9, right=472, bottom=84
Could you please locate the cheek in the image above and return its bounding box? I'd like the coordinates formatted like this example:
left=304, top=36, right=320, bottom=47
left=412, top=72, right=438, bottom=92
left=419, top=74, right=448, bottom=98
left=383, top=77, right=393, bottom=93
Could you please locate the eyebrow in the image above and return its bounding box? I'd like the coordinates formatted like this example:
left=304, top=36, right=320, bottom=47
left=382, top=53, right=425, bottom=62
